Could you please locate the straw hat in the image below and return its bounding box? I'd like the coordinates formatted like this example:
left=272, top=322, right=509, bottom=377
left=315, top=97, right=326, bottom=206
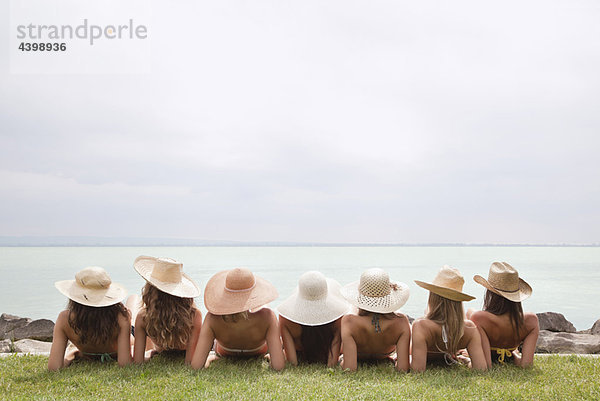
left=340, top=268, right=410, bottom=314
left=415, top=265, right=475, bottom=302
left=473, top=262, right=532, bottom=302
left=55, top=267, right=127, bottom=307
left=204, top=268, right=278, bottom=315
left=133, top=256, right=200, bottom=298
left=277, top=271, right=350, bottom=326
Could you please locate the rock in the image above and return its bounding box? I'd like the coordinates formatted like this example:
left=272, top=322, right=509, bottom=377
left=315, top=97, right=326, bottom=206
left=536, top=330, right=600, bottom=354
left=0, top=339, right=12, bottom=353
left=13, top=339, right=52, bottom=353
left=536, top=312, right=576, bottom=333
left=0, top=313, right=31, bottom=339
left=11, top=319, right=54, bottom=341
left=591, top=319, right=600, bottom=336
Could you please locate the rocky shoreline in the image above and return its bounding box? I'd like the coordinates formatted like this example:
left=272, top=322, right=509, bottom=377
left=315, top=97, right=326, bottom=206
left=1, top=312, right=600, bottom=355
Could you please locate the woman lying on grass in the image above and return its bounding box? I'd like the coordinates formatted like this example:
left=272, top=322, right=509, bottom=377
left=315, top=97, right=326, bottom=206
left=48, top=267, right=131, bottom=370
left=339, top=268, right=411, bottom=372
left=130, top=256, right=202, bottom=365
left=468, top=262, right=539, bottom=368
left=277, top=271, right=349, bottom=367
left=191, top=268, right=285, bottom=371
left=412, top=266, right=487, bottom=372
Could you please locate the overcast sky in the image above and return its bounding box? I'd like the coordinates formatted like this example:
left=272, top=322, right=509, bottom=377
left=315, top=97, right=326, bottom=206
left=1, top=1, right=599, bottom=244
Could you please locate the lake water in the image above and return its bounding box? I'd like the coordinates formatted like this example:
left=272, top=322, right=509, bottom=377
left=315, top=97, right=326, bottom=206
left=1, top=246, right=598, bottom=330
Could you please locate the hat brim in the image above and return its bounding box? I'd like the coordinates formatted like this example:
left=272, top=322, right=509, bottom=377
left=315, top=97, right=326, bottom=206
left=473, top=275, right=532, bottom=302
left=277, top=279, right=349, bottom=326
left=414, top=280, right=475, bottom=302
left=55, top=280, right=127, bottom=307
left=204, top=270, right=278, bottom=315
left=340, top=280, right=410, bottom=314
left=134, top=256, right=200, bottom=298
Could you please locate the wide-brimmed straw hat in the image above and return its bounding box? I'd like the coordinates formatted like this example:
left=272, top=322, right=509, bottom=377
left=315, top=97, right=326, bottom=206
left=277, top=271, right=349, bottom=326
left=415, top=265, right=475, bottom=302
left=204, top=268, right=278, bottom=315
left=340, top=268, right=410, bottom=314
left=473, top=262, right=532, bottom=302
left=133, top=256, right=200, bottom=298
left=55, top=267, right=127, bottom=307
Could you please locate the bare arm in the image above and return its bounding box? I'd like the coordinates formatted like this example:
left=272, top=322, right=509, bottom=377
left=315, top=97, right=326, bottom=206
left=395, top=318, right=410, bottom=372
left=410, top=320, right=428, bottom=372
left=185, top=309, right=203, bottom=365
left=465, top=321, right=487, bottom=371
left=190, top=314, right=216, bottom=370
left=516, top=313, right=539, bottom=368
left=328, top=328, right=342, bottom=368
left=279, top=318, right=297, bottom=366
left=48, top=311, right=69, bottom=371
left=340, top=316, right=357, bottom=371
left=265, top=311, right=285, bottom=371
left=133, top=312, right=147, bottom=364
left=470, top=312, right=492, bottom=369
left=117, top=314, right=132, bottom=367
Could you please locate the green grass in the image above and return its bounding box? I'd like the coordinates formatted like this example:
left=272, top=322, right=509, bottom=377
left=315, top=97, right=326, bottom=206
left=1, top=355, right=599, bottom=400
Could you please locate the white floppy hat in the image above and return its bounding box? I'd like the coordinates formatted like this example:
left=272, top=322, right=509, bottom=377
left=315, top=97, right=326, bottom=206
left=277, top=271, right=350, bottom=326
left=55, top=267, right=127, bottom=307
left=133, top=256, right=200, bottom=298
left=341, top=268, right=410, bottom=314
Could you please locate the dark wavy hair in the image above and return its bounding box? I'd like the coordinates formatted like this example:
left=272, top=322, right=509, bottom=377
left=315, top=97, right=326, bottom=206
left=142, top=283, right=195, bottom=350
left=483, top=290, right=524, bottom=339
left=67, top=300, right=129, bottom=345
left=298, top=321, right=336, bottom=364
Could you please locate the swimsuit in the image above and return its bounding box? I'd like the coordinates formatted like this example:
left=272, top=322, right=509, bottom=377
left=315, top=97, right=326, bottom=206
left=215, top=341, right=268, bottom=358
left=79, top=351, right=117, bottom=363
left=490, top=346, right=517, bottom=364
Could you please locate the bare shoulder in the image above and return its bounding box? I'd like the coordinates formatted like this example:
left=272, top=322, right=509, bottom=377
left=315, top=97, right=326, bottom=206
left=193, top=309, right=203, bottom=323
left=392, top=313, right=411, bottom=331
left=118, top=311, right=131, bottom=328
left=464, top=319, right=478, bottom=330
left=412, top=317, right=434, bottom=330
left=469, top=310, right=493, bottom=324
left=135, top=308, right=147, bottom=326
left=523, top=312, right=539, bottom=330
left=55, top=310, right=69, bottom=326
left=255, top=307, right=277, bottom=323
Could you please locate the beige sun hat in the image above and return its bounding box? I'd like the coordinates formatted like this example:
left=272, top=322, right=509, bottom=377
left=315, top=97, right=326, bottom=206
left=133, top=256, right=200, bottom=298
left=473, top=262, right=532, bottom=302
left=415, top=265, right=475, bottom=302
left=277, top=271, right=350, bottom=326
left=204, top=268, right=278, bottom=315
left=340, top=268, right=410, bottom=314
left=55, top=267, right=127, bottom=307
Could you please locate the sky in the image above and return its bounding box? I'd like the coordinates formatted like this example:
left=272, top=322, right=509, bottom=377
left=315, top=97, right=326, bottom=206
left=1, top=0, right=599, bottom=244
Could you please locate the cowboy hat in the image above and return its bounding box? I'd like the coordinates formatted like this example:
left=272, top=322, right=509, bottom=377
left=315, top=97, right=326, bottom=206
left=341, top=268, right=410, bottom=314
left=133, top=255, right=200, bottom=298
left=415, top=265, right=475, bottom=302
left=204, top=268, right=278, bottom=315
left=55, top=266, right=127, bottom=307
left=473, top=261, right=532, bottom=302
left=277, top=271, right=349, bottom=326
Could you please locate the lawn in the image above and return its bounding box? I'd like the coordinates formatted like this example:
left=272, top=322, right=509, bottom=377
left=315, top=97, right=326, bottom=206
left=1, top=355, right=598, bottom=400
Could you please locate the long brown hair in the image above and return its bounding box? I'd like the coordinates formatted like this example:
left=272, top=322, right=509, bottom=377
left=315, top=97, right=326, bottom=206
left=142, top=283, right=195, bottom=350
left=483, top=290, right=524, bottom=339
left=426, top=292, right=464, bottom=356
left=299, top=321, right=337, bottom=364
left=67, top=300, right=129, bottom=345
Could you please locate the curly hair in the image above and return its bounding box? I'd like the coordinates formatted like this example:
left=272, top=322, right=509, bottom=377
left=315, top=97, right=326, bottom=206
left=141, top=283, right=195, bottom=350
left=67, top=300, right=129, bottom=346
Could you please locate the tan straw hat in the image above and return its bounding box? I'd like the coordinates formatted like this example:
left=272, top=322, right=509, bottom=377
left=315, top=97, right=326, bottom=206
left=415, top=265, right=475, bottom=302
left=55, top=267, right=127, bottom=307
left=473, top=262, right=532, bottom=302
left=277, top=271, right=349, bottom=326
left=341, top=268, right=410, bottom=314
left=204, top=268, right=278, bottom=315
left=133, top=256, right=200, bottom=298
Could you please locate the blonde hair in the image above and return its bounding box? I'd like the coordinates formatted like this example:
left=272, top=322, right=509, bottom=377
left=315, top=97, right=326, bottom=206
left=142, top=283, right=195, bottom=350
left=426, top=292, right=464, bottom=356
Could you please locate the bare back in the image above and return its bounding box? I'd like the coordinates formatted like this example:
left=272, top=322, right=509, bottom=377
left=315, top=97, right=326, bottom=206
left=341, top=312, right=410, bottom=372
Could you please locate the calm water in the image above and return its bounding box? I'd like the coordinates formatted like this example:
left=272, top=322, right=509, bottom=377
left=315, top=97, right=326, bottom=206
left=1, top=246, right=598, bottom=330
